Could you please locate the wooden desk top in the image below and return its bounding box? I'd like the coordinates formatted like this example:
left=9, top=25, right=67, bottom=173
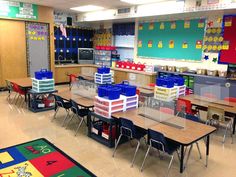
left=112, top=109, right=216, bottom=145
left=6, top=78, right=32, bottom=88
left=55, top=90, right=94, bottom=108
left=181, top=95, right=236, bottom=114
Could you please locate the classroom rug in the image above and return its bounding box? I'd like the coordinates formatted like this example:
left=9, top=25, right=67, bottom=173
left=0, top=138, right=96, bottom=177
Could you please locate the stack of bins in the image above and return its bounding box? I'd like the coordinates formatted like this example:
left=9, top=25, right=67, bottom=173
left=172, top=77, right=186, bottom=97
left=154, top=78, right=177, bottom=101
left=95, top=67, right=112, bottom=84
left=115, top=83, right=138, bottom=111
left=32, top=70, right=54, bottom=92
left=94, top=85, right=124, bottom=118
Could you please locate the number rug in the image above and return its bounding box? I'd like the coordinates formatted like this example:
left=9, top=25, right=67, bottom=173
left=0, top=138, right=96, bottom=177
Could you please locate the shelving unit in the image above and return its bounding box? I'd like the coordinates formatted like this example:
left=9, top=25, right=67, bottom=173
left=94, top=50, right=119, bottom=67
left=27, top=90, right=58, bottom=113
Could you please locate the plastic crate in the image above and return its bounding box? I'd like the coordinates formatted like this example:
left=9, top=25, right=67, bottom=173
left=154, top=86, right=177, bottom=102
left=32, top=78, right=55, bottom=93
left=95, top=73, right=112, bottom=84
left=156, top=78, right=174, bottom=88
left=175, top=85, right=186, bottom=98
left=97, top=67, right=110, bottom=74
left=35, top=69, right=53, bottom=80
left=121, top=95, right=139, bottom=111
left=172, top=77, right=185, bottom=86
left=115, top=84, right=137, bottom=96
left=97, top=85, right=121, bottom=100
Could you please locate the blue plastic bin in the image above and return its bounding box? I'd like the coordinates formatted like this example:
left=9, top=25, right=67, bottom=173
left=97, top=67, right=110, bottom=74
left=98, top=85, right=107, bottom=97
left=107, top=87, right=121, bottom=100
left=35, top=69, right=53, bottom=80
left=156, top=78, right=174, bottom=88
left=115, top=84, right=136, bottom=96
left=172, top=77, right=185, bottom=86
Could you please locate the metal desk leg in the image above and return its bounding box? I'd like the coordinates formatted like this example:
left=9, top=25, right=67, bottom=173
left=87, top=113, right=91, bottom=137
left=233, top=115, right=236, bottom=135
left=180, top=145, right=185, bottom=173
left=206, top=135, right=210, bottom=167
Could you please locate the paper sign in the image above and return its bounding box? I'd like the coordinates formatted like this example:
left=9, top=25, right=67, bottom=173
left=148, top=40, right=153, bottom=48
left=33, top=36, right=38, bottom=40
left=217, top=45, right=222, bottom=51
left=139, top=24, right=143, bottom=30
left=198, top=19, right=205, bottom=28
left=196, top=40, right=202, bottom=49
left=218, top=36, right=224, bottom=42
left=212, top=45, right=217, bottom=51
left=182, top=41, right=188, bottom=49
left=213, top=36, right=218, bottom=42
left=160, top=22, right=165, bottom=30
left=41, top=37, right=45, bottom=41
left=204, top=36, right=208, bottom=42
left=184, top=20, right=190, bottom=28
left=169, top=40, right=174, bottom=48
left=208, top=36, right=213, bottom=42
left=206, top=28, right=212, bottom=34
left=149, top=22, right=154, bottom=30
left=30, top=36, right=34, bottom=40
left=138, top=40, right=142, bottom=48
left=203, top=45, right=207, bottom=50
left=225, top=17, right=232, bottom=27
left=222, top=41, right=230, bottom=50
left=217, top=28, right=221, bottom=34
left=158, top=41, right=163, bottom=48
left=211, top=28, right=216, bottom=34
left=207, top=45, right=213, bottom=50
left=38, top=37, right=41, bottom=40
left=170, top=21, right=176, bottom=29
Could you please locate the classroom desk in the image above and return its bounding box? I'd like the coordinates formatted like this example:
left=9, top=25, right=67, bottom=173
left=6, top=77, right=32, bottom=88
left=181, top=94, right=236, bottom=134
left=54, top=90, right=94, bottom=108
left=112, top=109, right=216, bottom=173
left=6, top=77, right=32, bottom=101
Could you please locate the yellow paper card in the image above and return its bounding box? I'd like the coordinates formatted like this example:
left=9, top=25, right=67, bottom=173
left=149, top=22, right=154, bottom=30
left=169, top=40, right=174, bottom=48
left=160, top=22, right=165, bottom=30
left=217, top=45, right=222, bottom=51
left=158, top=41, right=163, bottom=48
left=182, top=41, right=188, bottom=49
left=184, top=20, right=190, bottom=28
left=148, top=40, right=153, bottom=48
left=170, top=21, right=176, bottom=29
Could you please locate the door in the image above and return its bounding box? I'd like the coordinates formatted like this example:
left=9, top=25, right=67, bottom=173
left=0, top=20, right=27, bottom=87
left=25, top=22, right=50, bottom=76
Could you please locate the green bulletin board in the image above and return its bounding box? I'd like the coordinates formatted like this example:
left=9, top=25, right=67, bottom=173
left=0, top=1, right=38, bottom=20
left=137, top=19, right=205, bottom=61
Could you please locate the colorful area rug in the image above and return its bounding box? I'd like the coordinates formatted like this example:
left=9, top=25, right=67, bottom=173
left=0, top=138, right=96, bottom=177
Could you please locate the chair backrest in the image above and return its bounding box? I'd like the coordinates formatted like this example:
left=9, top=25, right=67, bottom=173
left=54, top=95, right=65, bottom=107
left=203, top=93, right=217, bottom=99
left=176, top=98, right=193, bottom=115
left=224, top=97, right=236, bottom=103
left=185, top=114, right=199, bottom=122
left=159, top=107, right=174, bottom=115
left=148, top=129, right=168, bottom=153
left=70, top=99, right=79, bottom=114
left=207, top=106, right=225, bottom=122
left=120, top=118, right=135, bottom=138
left=69, top=74, right=77, bottom=83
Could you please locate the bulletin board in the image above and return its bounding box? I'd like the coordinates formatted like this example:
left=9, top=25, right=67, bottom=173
left=218, top=15, right=236, bottom=64
left=137, top=19, right=205, bottom=61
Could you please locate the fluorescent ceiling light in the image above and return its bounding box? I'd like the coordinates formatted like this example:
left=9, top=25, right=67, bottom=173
left=120, top=0, right=165, bottom=4
left=70, top=5, right=104, bottom=12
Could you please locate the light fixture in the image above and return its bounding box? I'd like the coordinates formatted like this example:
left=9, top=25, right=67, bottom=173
left=70, top=5, right=104, bottom=12
left=120, top=0, right=165, bottom=5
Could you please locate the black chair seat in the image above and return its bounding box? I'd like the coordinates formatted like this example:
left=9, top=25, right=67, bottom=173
left=64, top=102, right=72, bottom=109
left=134, top=126, right=147, bottom=139
left=77, top=109, right=89, bottom=117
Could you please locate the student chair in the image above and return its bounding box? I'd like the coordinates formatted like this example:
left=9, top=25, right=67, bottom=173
left=159, top=107, right=174, bottom=115
left=176, top=98, right=199, bottom=118
left=5, top=80, right=14, bottom=103
left=207, top=106, right=233, bottom=143
left=52, top=95, right=72, bottom=127
left=68, top=74, right=78, bottom=90
left=183, top=114, right=202, bottom=167
left=140, top=129, right=180, bottom=177
left=112, top=118, right=147, bottom=167
left=224, top=97, right=236, bottom=103
left=65, top=99, right=89, bottom=136
left=12, top=83, right=27, bottom=107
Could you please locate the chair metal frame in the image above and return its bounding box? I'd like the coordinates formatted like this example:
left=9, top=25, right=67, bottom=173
left=52, top=96, right=71, bottom=127
left=140, top=137, right=177, bottom=177
left=65, top=101, right=88, bottom=136
left=112, top=125, right=144, bottom=167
